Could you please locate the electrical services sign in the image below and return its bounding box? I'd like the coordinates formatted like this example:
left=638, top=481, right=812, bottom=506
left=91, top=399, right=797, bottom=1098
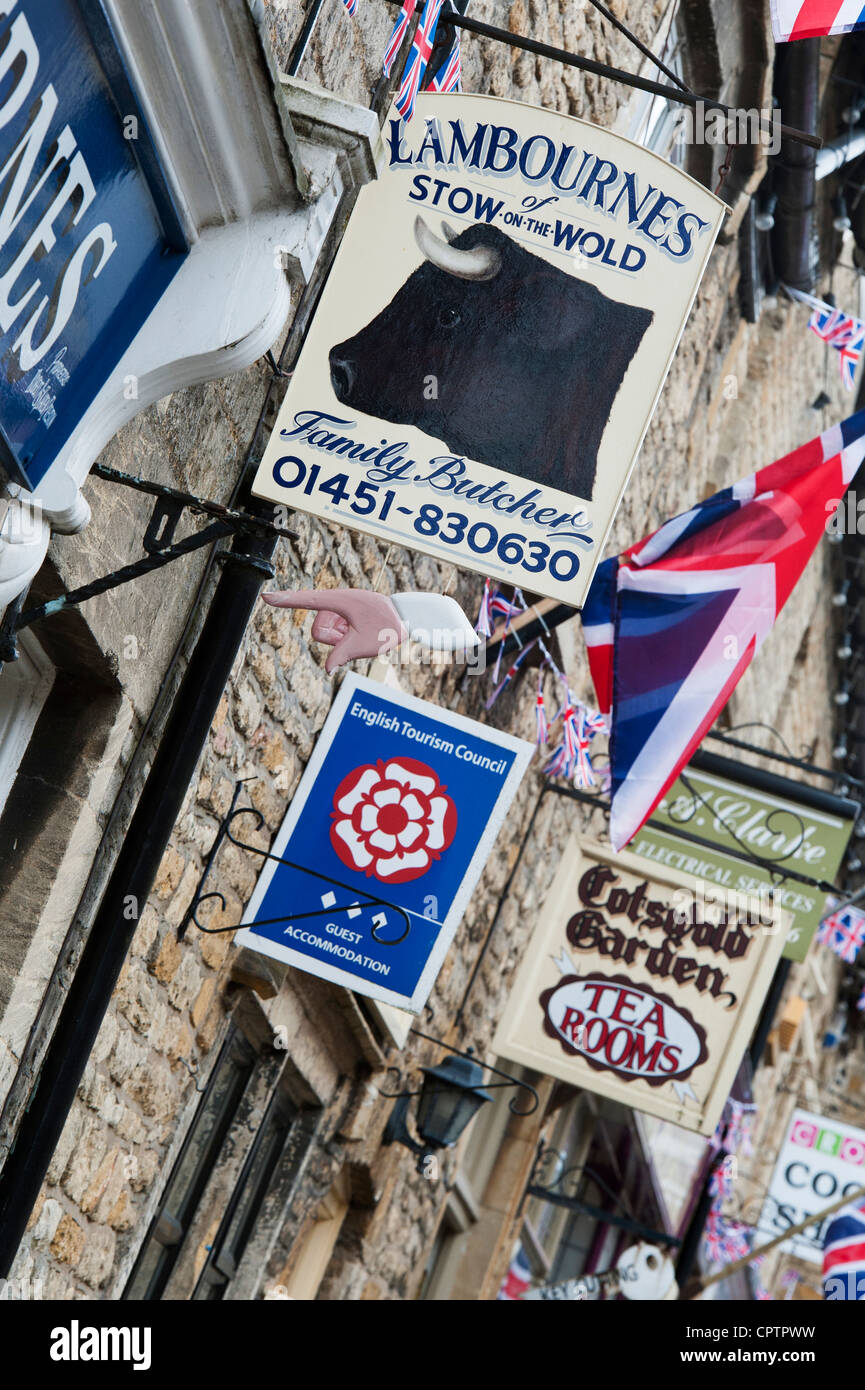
left=0, top=0, right=186, bottom=490
left=235, top=673, right=532, bottom=1012
left=760, top=1109, right=865, bottom=1264
left=252, top=93, right=726, bottom=608
left=494, top=837, right=788, bottom=1135
left=630, top=756, right=857, bottom=964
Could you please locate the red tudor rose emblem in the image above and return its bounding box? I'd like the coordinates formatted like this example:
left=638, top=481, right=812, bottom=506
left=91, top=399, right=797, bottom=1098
left=330, top=757, right=457, bottom=884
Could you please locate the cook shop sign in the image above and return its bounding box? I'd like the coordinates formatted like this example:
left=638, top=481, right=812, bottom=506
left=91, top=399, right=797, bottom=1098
left=252, top=93, right=726, bottom=609
left=494, top=837, right=788, bottom=1134
left=235, top=673, right=532, bottom=1012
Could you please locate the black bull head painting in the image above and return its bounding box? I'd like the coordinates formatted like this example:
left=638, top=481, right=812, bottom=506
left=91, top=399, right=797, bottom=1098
left=328, top=218, right=654, bottom=500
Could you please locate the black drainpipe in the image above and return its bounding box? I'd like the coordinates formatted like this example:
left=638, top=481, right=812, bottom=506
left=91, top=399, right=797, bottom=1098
left=0, top=516, right=279, bottom=1275
left=770, top=38, right=820, bottom=291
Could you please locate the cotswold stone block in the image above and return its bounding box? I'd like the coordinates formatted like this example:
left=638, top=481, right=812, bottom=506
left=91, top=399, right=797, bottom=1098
left=77, top=1225, right=116, bottom=1290
left=127, top=1057, right=178, bottom=1121
left=50, top=1214, right=85, bottom=1266
left=152, top=931, right=181, bottom=985
left=29, top=1196, right=62, bottom=1246
left=80, top=1147, right=122, bottom=1216
left=167, top=952, right=202, bottom=1013
left=61, top=1118, right=108, bottom=1206
left=154, top=846, right=185, bottom=900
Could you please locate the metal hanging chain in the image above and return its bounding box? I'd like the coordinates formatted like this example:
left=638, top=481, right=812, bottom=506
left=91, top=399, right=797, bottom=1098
left=675, top=769, right=810, bottom=877
left=178, top=781, right=412, bottom=945
left=715, top=140, right=735, bottom=195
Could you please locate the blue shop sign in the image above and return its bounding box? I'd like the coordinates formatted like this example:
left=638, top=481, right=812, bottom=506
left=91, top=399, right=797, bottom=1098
left=236, top=673, right=533, bottom=1012
left=0, top=0, right=188, bottom=490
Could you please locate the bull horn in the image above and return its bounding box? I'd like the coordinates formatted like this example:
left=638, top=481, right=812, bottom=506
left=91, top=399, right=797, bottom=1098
left=414, top=215, right=501, bottom=281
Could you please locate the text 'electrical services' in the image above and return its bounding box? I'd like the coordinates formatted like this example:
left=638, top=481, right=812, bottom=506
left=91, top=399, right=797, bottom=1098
left=349, top=701, right=510, bottom=775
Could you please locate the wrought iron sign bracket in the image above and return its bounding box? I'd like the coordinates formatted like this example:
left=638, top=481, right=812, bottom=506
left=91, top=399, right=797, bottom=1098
left=177, top=778, right=412, bottom=949
left=380, top=1028, right=540, bottom=1115
left=542, top=780, right=842, bottom=896
left=1, top=464, right=296, bottom=659
left=521, top=1141, right=680, bottom=1248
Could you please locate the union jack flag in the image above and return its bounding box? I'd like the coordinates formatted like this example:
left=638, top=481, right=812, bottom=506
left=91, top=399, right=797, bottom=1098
left=809, top=305, right=865, bottom=392
left=395, top=0, right=444, bottom=121
left=772, top=1, right=865, bottom=41
left=817, top=903, right=865, bottom=963
left=823, top=1199, right=865, bottom=1299
left=429, top=32, right=461, bottom=92
left=382, top=0, right=417, bottom=77
left=490, top=591, right=523, bottom=623
left=342, top=0, right=358, bottom=15
left=497, top=1245, right=533, bottom=1300
left=582, top=411, right=865, bottom=851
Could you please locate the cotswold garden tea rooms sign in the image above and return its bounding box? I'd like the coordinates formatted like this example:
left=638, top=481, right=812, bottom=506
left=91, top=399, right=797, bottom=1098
left=494, top=837, right=788, bottom=1135
left=252, top=93, right=726, bottom=608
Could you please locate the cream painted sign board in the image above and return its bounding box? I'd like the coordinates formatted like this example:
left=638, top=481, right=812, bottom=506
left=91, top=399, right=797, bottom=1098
left=252, top=93, right=726, bottom=607
left=494, top=837, right=788, bottom=1135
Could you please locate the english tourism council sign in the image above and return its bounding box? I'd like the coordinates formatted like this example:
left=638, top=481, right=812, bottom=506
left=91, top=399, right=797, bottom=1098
left=630, top=759, right=857, bottom=963
left=760, top=1109, right=865, bottom=1267
left=494, top=837, right=788, bottom=1135
left=252, top=93, right=726, bottom=608
left=235, top=673, right=532, bottom=1011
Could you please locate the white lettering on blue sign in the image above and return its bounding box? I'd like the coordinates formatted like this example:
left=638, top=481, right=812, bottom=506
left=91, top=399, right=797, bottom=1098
left=0, top=1, right=117, bottom=375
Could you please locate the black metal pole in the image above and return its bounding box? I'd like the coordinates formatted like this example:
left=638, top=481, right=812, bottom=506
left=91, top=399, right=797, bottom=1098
left=0, top=524, right=277, bottom=1276
left=771, top=39, right=821, bottom=290
left=380, top=5, right=822, bottom=151
left=285, top=0, right=327, bottom=77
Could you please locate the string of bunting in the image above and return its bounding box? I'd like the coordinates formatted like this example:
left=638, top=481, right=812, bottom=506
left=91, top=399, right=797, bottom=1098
left=713, top=1096, right=757, bottom=1158
left=702, top=1093, right=769, bottom=1289
left=353, top=0, right=463, bottom=116
left=476, top=583, right=608, bottom=790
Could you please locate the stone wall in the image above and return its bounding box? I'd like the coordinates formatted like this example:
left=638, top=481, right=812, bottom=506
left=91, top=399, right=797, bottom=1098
left=3, top=0, right=860, bottom=1301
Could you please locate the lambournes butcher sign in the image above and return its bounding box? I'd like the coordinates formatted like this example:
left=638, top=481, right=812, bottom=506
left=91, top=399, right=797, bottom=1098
left=494, top=838, right=788, bottom=1134
left=252, top=94, right=726, bottom=608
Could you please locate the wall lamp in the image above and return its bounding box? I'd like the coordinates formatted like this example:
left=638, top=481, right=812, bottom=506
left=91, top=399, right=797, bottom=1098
left=754, top=193, right=777, bottom=232
left=833, top=192, right=852, bottom=232
left=381, top=1030, right=539, bottom=1171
